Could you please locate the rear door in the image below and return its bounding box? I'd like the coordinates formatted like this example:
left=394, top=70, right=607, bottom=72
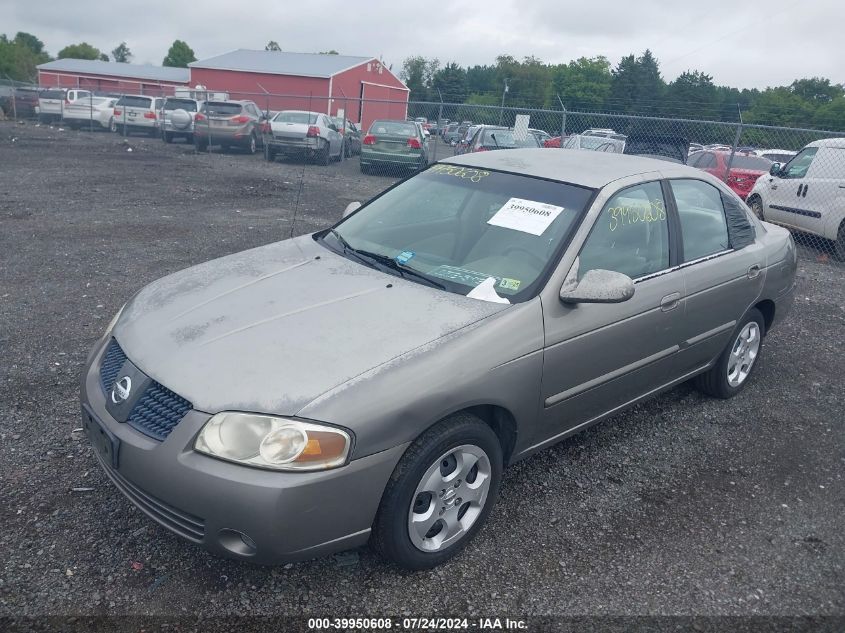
left=666, top=178, right=765, bottom=370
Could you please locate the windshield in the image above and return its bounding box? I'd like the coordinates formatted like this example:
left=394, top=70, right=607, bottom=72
left=275, top=111, right=318, bottom=124
left=481, top=129, right=540, bottom=148
left=369, top=121, right=418, bottom=136
left=164, top=98, right=197, bottom=112
left=322, top=165, right=593, bottom=301
left=116, top=95, right=153, bottom=108
left=730, top=155, right=773, bottom=170
left=203, top=102, right=242, bottom=117
left=579, top=136, right=613, bottom=150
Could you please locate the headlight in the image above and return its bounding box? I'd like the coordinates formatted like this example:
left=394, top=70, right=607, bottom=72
left=194, top=412, right=352, bottom=471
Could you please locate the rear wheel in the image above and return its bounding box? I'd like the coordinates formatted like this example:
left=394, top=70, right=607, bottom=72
left=246, top=133, right=257, bottom=155
left=372, top=413, right=502, bottom=570
left=108, top=118, right=116, bottom=133
left=834, top=221, right=845, bottom=262
left=317, top=140, right=330, bottom=165
left=694, top=308, right=765, bottom=399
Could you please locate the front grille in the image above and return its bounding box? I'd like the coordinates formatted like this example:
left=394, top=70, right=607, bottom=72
left=127, top=382, right=192, bottom=441
left=98, top=338, right=192, bottom=442
left=99, top=339, right=127, bottom=393
left=94, top=450, right=205, bottom=542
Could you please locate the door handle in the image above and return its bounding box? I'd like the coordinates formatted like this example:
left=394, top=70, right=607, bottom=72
left=660, top=292, right=681, bottom=312
left=796, top=184, right=803, bottom=196
left=802, top=184, right=809, bottom=197
left=747, top=264, right=761, bottom=279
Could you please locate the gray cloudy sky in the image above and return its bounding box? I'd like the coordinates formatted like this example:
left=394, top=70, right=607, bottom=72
left=4, top=0, right=844, bottom=89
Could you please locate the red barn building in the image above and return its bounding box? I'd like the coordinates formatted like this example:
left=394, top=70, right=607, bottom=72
left=37, top=59, right=189, bottom=95
left=189, top=50, right=409, bottom=130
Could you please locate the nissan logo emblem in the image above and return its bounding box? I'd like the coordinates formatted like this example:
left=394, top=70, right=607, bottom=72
left=111, top=376, right=132, bottom=404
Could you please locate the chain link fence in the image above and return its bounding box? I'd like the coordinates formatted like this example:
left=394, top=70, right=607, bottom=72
left=5, top=87, right=844, bottom=262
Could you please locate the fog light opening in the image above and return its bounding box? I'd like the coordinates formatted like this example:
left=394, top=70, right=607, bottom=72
left=218, top=528, right=257, bottom=557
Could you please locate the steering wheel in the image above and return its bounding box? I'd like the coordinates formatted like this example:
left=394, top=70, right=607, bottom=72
left=502, top=246, right=546, bottom=269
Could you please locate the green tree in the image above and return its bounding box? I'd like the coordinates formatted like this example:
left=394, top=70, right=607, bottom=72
left=0, top=32, right=50, bottom=81
left=111, top=42, right=131, bottom=63
left=608, top=49, right=665, bottom=114
left=813, top=97, right=845, bottom=130
left=466, top=64, right=496, bottom=95
left=553, top=56, right=611, bottom=110
left=162, top=40, right=196, bottom=68
left=431, top=62, right=467, bottom=103
left=57, top=42, right=104, bottom=60
left=265, top=41, right=281, bottom=51
left=666, top=70, right=719, bottom=119
left=790, top=77, right=844, bottom=104
left=13, top=32, right=45, bottom=55
left=400, top=56, right=438, bottom=101
left=319, top=50, right=339, bottom=55
left=745, top=87, right=815, bottom=128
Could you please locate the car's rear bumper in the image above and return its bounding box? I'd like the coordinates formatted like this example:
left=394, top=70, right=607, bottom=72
left=80, top=337, right=407, bottom=564
left=265, top=137, right=322, bottom=154
left=360, top=149, right=423, bottom=167
left=193, top=125, right=253, bottom=145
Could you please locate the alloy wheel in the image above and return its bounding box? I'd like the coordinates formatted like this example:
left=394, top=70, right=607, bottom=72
left=727, top=322, right=761, bottom=387
left=407, top=444, right=492, bottom=553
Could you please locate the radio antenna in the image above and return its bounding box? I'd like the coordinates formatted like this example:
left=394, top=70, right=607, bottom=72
left=289, top=91, right=312, bottom=239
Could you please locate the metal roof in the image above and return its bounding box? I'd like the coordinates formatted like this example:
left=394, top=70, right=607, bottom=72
left=189, top=49, right=375, bottom=78
left=445, top=149, right=691, bottom=189
left=37, top=59, right=189, bottom=84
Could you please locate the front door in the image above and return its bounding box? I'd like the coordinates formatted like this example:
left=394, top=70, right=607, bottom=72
left=540, top=180, right=685, bottom=438
left=763, top=146, right=818, bottom=229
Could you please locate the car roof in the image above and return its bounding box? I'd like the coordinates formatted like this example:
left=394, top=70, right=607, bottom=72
left=443, top=148, right=696, bottom=188
left=807, top=137, right=845, bottom=149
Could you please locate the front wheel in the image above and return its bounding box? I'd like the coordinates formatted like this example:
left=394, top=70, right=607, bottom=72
left=694, top=308, right=765, bottom=399
left=372, top=413, right=502, bottom=570
left=748, top=195, right=765, bottom=220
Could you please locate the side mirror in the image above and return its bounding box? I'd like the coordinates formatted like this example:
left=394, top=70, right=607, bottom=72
left=559, top=258, right=635, bottom=304
left=342, top=201, right=361, bottom=218
left=769, top=162, right=781, bottom=176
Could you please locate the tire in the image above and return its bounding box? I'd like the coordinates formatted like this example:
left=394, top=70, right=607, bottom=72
left=344, top=140, right=352, bottom=158
left=245, top=133, right=257, bottom=155
left=264, top=144, right=276, bottom=162
left=748, top=195, right=764, bottom=220
left=834, top=221, right=845, bottom=262
left=335, top=141, right=345, bottom=161
left=108, top=118, right=116, bottom=133
left=318, top=142, right=330, bottom=166
left=163, top=132, right=174, bottom=143
left=694, top=308, right=765, bottom=399
left=372, top=413, right=503, bottom=570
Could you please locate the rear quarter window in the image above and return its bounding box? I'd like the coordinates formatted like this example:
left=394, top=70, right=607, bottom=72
left=41, top=90, right=64, bottom=99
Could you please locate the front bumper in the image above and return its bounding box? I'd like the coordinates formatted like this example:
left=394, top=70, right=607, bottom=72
left=80, top=338, right=407, bottom=564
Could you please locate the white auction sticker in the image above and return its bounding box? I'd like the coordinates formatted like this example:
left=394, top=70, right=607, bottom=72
left=487, top=197, right=565, bottom=236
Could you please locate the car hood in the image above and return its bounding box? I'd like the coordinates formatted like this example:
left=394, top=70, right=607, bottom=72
left=113, top=235, right=507, bottom=416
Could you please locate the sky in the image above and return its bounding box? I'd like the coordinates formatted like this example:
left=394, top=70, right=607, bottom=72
left=3, top=0, right=844, bottom=90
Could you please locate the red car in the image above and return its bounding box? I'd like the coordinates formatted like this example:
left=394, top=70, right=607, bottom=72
left=543, top=135, right=567, bottom=148
left=689, top=150, right=773, bottom=200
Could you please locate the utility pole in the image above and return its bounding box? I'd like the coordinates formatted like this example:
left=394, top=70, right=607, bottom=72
left=498, top=78, right=509, bottom=125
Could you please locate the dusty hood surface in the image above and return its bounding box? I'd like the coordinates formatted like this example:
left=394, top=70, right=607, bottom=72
left=114, top=235, right=506, bottom=415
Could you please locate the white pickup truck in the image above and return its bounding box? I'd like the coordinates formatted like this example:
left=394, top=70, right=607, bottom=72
left=38, top=88, right=92, bottom=123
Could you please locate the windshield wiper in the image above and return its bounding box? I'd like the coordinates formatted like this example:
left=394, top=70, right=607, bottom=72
left=490, top=133, right=500, bottom=149
left=327, top=230, right=445, bottom=290
left=354, top=249, right=447, bottom=290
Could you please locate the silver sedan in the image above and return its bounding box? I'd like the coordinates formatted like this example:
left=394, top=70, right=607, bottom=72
left=81, top=150, right=797, bottom=569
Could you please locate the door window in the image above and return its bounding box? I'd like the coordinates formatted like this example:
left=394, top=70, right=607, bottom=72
left=578, top=181, right=670, bottom=280
left=670, top=179, right=730, bottom=261
left=780, top=147, right=818, bottom=179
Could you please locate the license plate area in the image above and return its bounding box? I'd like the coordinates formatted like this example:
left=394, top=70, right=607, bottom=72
left=83, top=406, right=120, bottom=469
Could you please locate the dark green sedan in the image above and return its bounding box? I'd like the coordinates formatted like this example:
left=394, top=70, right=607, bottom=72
left=360, top=120, right=429, bottom=174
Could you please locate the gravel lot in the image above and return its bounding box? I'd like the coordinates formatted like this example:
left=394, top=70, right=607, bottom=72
left=1, top=121, right=843, bottom=625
